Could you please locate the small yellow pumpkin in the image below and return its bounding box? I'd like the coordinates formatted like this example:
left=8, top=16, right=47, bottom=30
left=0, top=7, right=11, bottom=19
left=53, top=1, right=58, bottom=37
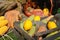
left=48, top=21, right=57, bottom=30
left=0, top=26, right=9, bottom=36
left=24, top=19, right=32, bottom=31
left=43, top=8, right=49, bottom=16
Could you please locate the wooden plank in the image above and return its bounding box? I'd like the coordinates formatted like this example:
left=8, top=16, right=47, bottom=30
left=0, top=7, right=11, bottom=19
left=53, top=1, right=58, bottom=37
left=13, top=29, right=25, bottom=40
left=35, top=27, right=60, bottom=36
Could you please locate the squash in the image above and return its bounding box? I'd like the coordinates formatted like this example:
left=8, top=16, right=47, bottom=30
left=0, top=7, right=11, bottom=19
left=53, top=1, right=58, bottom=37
left=0, top=26, right=9, bottom=36
left=43, top=8, right=49, bottom=16
left=47, top=21, right=57, bottom=30
left=0, top=20, right=8, bottom=28
left=0, top=16, right=5, bottom=20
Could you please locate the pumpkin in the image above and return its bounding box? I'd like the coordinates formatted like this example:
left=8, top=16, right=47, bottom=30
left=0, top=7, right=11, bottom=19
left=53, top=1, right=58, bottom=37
left=43, top=8, right=49, bottom=16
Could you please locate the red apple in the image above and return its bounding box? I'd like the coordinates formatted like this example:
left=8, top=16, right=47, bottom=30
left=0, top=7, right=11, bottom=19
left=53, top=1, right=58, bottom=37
left=24, top=11, right=32, bottom=17
left=31, top=9, right=44, bottom=17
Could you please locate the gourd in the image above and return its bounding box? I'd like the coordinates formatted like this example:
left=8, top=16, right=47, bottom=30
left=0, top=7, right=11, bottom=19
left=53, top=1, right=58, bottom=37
left=43, top=8, right=49, bottom=16
left=0, top=20, right=8, bottom=27
left=0, top=26, right=9, bottom=36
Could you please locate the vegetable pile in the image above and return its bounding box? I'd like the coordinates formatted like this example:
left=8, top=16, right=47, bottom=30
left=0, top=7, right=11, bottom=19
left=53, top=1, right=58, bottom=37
left=0, top=0, right=60, bottom=40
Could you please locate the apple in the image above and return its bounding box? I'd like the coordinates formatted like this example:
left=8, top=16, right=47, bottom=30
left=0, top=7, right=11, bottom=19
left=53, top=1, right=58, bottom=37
left=24, top=11, right=32, bottom=17
left=31, top=9, right=44, bottom=17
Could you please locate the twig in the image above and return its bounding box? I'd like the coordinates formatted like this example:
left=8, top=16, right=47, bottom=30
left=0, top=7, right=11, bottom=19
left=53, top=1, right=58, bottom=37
left=2, top=36, right=5, bottom=40
left=7, top=30, right=13, bottom=34
left=4, top=34, right=13, bottom=40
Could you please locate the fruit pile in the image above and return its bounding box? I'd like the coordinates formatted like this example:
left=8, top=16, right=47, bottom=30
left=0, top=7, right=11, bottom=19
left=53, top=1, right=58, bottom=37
left=19, top=13, right=57, bottom=37
left=24, top=8, right=49, bottom=17
left=19, top=15, right=38, bottom=36
left=0, top=8, right=58, bottom=40
left=0, top=1, right=59, bottom=39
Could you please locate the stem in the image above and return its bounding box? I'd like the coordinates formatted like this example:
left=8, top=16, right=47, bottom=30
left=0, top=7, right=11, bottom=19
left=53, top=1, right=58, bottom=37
left=2, top=36, right=5, bottom=40
left=7, top=30, right=13, bottom=34
left=4, top=34, right=13, bottom=40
